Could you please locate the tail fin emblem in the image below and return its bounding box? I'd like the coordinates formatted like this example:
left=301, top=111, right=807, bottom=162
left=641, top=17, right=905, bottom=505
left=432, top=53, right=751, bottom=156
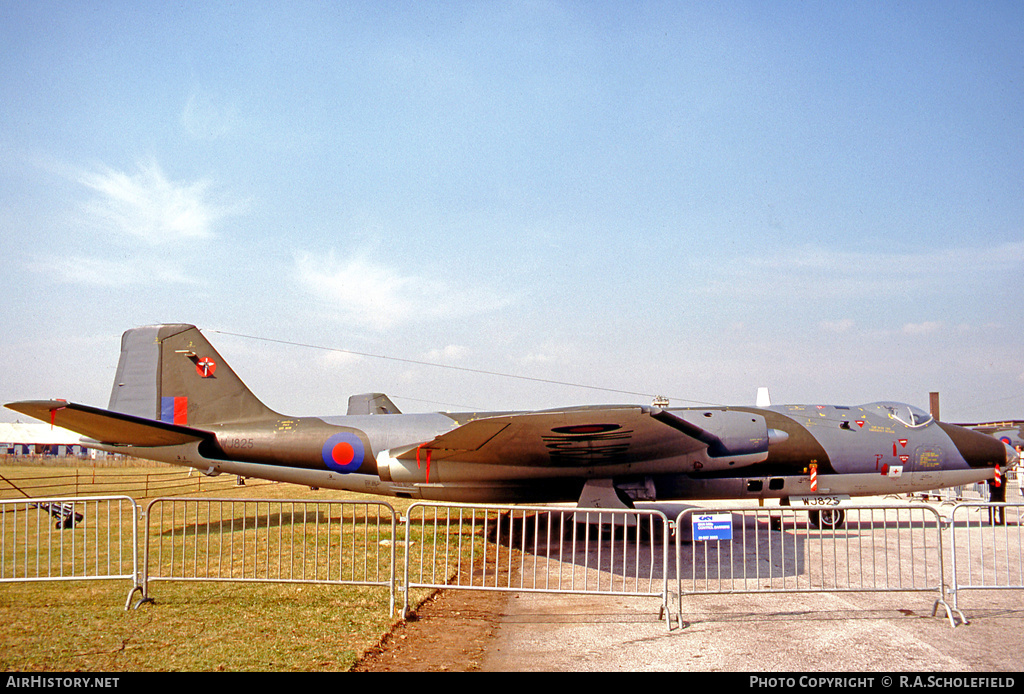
left=195, top=357, right=217, bottom=378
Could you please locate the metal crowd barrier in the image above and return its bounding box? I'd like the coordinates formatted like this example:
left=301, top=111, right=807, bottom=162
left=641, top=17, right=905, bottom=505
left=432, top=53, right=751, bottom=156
left=675, top=505, right=956, bottom=626
left=7, top=495, right=1024, bottom=630
left=947, top=502, right=1024, bottom=623
left=0, top=496, right=140, bottom=609
left=402, top=503, right=672, bottom=626
left=138, top=498, right=399, bottom=614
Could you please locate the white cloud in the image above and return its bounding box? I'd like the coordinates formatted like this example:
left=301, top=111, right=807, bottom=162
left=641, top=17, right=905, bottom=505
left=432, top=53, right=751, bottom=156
left=425, top=345, right=471, bottom=362
left=34, top=255, right=196, bottom=287
left=181, top=91, right=247, bottom=140
left=902, top=321, right=944, bottom=335
left=517, top=341, right=580, bottom=367
left=315, top=349, right=365, bottom=369
left=293, top=250, right=510, bottom=331
left=820, top=318, right=856, bottom=333
left=77, top=161, right=229, bottom=243
left=698, top=240, right=1024, bottom=300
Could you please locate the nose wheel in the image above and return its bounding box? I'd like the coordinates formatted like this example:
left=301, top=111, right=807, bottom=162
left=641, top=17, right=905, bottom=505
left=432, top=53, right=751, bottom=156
left=809, top=508, right=845, bottom=529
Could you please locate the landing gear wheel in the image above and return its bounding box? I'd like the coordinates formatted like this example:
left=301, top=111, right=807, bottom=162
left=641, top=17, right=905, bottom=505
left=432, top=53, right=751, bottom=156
left=809, top=508, right=845, bottom=529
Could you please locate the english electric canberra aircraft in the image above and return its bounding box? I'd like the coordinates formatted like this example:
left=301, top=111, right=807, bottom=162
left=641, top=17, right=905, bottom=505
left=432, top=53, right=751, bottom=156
left=6, top=324, right=1015, bottom=527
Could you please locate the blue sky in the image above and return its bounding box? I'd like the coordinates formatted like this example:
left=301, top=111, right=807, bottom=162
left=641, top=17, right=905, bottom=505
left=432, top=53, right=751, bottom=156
left=2, top=1, right=1022, bottom=423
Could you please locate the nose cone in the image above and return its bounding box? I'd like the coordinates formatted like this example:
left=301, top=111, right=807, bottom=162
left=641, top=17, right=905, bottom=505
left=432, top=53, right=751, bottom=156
left=1005, top=442, right=1019, bottom=470
left=938, top=422, right=1012, bottom=470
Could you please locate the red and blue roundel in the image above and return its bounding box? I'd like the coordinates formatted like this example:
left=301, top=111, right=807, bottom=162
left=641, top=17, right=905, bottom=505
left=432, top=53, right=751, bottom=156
left=321, top=432, right=365, bottom=473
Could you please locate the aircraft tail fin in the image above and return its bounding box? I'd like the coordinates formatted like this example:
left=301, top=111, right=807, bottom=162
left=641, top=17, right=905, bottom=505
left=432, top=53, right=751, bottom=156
left=108, top=324, right=279, bottom=427
left=756, top=387, right=771, bottom=407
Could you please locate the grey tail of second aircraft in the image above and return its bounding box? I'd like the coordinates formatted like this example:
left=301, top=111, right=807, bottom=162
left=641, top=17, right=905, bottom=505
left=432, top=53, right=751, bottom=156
left=108, top=324, right=279, bottom=428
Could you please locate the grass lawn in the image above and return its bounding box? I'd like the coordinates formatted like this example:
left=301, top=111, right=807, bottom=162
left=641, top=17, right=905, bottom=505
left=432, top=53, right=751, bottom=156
left=0, top=461, right=438, bottom=672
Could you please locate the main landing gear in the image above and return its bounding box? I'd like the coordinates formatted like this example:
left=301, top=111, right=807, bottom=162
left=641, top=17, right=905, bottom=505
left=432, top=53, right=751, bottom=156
left=808, top=507, right=846, bottom=529
left=780, top=497, right=847, bottom=530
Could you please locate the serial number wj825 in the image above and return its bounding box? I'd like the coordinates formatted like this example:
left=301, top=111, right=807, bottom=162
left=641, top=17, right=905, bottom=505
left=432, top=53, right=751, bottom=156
left=790, top=494, right=850, bottom=507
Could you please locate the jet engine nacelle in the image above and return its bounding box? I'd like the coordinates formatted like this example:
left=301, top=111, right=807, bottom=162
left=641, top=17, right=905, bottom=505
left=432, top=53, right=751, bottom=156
left=377, top=448, right=428, bottom=484
left=376, top=448, right=646, bottom=484
left=657, top=409, right=777, bottom=472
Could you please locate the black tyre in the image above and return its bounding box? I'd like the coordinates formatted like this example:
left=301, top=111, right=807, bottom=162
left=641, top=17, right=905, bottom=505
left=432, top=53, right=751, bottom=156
left=809, top=508, right=845, bottom=529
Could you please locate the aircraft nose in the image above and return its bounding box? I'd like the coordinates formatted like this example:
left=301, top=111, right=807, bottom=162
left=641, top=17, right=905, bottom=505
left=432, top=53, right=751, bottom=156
left=941, top=422, right=1011, bottom=470
left=1005, top=442, right=1019, bottom=470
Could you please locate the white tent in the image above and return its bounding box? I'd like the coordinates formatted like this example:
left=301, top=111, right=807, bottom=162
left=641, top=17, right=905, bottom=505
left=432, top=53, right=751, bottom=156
left=0, top=422, right=86, bottom=456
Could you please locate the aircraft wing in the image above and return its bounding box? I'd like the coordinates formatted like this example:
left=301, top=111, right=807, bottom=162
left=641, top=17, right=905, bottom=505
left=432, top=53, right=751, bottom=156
left=396, top=405, right=713, bottom=468
left=5, top=400, right=212, bottom=448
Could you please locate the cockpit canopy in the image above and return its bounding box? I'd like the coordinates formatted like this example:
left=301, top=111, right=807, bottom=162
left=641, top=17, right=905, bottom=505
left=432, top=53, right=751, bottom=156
left=863, top=402, right=934, bottom=428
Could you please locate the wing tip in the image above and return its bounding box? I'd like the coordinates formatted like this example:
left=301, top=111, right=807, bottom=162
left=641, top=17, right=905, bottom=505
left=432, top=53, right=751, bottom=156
left=5, top=399, right=70, bottom=417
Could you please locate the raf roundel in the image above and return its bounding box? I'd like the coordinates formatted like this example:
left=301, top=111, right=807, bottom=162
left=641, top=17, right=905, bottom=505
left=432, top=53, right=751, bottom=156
left=321, top=432, right=365, bottom=474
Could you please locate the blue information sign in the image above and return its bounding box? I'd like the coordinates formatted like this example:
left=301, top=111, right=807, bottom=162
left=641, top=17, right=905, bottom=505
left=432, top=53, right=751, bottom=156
left=693, top=513, right=733, bottom=541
